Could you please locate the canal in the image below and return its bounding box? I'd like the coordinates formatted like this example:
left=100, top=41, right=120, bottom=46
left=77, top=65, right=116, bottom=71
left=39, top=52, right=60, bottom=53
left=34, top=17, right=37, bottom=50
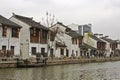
left=0, top=61, right=120, bottom=80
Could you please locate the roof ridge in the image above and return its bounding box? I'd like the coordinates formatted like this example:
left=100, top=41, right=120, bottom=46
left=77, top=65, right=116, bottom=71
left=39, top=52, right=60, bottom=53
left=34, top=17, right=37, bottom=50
left=0, top=14, right=21, bottom=28
left=13, top=13, right=33, bottom=20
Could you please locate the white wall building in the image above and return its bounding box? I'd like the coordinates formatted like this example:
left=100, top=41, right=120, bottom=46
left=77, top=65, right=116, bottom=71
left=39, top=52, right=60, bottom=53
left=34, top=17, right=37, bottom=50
left=0, top=15, right=21, bottom=57
left=49, top=22, right=83, bottom=58
left=10, top=13, right=49, bottom=59
left=100, top=37, right=117, bottom=57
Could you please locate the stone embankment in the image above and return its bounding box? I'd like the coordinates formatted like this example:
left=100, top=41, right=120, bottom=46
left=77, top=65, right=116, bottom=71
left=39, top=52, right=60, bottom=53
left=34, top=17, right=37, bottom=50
left=0, top=57, right=120, bottom=68
left=46, top=57, right=120, bottom=66
left=0, top=58, right=17, bottom=68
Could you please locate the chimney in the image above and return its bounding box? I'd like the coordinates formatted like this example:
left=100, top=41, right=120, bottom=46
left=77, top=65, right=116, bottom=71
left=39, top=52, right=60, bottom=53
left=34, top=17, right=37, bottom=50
left=88, top=23, right=92, bottom=27
left=31, top=17, right=33, bottom=20
left=12, top=13, right=15, bottom=16
left=98, top=34, right=103, bottom=38
left=94, top=33, right=98, bottom=36
left=105, top=36, right=109, bottom=38
left=94, top=33, right=98, bottom=37
left=94, top=33, right=103, bottom=38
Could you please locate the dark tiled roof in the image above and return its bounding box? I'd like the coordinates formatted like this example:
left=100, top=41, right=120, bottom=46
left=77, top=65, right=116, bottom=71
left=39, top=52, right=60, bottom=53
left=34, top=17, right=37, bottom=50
left=80, top=43, right=96, bottom=50
left=91, top=35, right=105, bottom=42
left=57, top=22, right=69, bottom=28
left=0, top=15, right=21, bottom=28
left=101, top=37, right=117, bottom=43
left=117, top=41, right=120, bottom=44
left=13, top=14, right=48, bottom=30
left=56, top=41, right=67, bottom=47
left=66, top=30, right=82, bottom=38
left=50, top=21, right=70, bottom=29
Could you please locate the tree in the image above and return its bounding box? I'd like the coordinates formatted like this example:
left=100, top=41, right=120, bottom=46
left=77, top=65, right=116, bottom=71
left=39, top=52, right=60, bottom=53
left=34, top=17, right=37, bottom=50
left=41, top=12, right=58, bottom=59
left=41, top=12, right=56, bottom=28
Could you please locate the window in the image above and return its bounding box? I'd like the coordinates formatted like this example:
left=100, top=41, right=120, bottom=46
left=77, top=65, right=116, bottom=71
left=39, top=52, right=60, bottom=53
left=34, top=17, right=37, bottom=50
left=42, top=30, right=47, bottom=39
left=60, top=48, right=64, bottom=55
left=2, top=26, right=7, bottom=37
left=36, top=29, right=39, bottom=37
left=11, top=46, right=14, bottom=55
left=72, top=50, right=74, bottom=54
left=72, top=38, right=74, bottom=44
left=66, top=49, right=69, bottom=57
left=50, top=31, right=55, bottom=41
left=30, top=28, right=40, bottom=43
left=2, top=46, right=6, bottom=51
left=41, top=48, right=46, bottom=57
left=76, top=51, right=78, bottom=56
left=80, top=51, right=83, bottom=56
left=50, top=48, right=54, bottom=57
left=41, top=48, right=45, bottom=53
left=12, top=28, right=19, bottom=38
left=30, top=28, right=34, bottom=36
left=31, top=47, right=36, bottom=55
left=76, top=39, right=77, bottom=44
left=31, top=28, right=39, bottom=37
left=2, top=46, right=6, bottom=55
left=33, top=28, right=36, bottom=37
left=72, top=38, right=77, bottom=44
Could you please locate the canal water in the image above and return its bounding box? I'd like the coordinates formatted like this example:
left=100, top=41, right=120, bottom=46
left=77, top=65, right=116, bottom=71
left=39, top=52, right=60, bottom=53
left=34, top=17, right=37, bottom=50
left=0, top=61, right=120, bottom=80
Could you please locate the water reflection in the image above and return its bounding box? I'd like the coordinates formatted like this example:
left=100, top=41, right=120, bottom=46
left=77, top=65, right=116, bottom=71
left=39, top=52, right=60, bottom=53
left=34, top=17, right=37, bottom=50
left=0, top=61, right=120, bottom=80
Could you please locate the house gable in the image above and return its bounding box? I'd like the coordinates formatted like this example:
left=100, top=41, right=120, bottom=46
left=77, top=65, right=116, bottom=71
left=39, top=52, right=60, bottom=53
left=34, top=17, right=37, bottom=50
left=0, top=15, right=21, bottom=28
left=50, top=22, right=71, bottom=32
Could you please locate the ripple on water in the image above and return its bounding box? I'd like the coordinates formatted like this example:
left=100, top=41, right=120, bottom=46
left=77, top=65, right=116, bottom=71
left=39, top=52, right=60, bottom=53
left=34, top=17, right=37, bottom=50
left=0, top=61, right=120, bottom=80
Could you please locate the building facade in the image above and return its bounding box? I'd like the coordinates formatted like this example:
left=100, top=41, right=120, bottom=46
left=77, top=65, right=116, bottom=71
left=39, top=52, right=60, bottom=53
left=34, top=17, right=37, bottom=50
left=101, top=37, right=118, bottom=57
left=0, top=15, right=21, bottom=57
left=49, top=22, right=83, bottom=58
left=10, top=13, right=49, bottom=59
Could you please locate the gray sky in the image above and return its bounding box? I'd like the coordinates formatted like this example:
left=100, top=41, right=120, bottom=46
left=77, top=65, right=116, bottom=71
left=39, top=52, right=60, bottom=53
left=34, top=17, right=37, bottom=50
left=0, top=0, right=120, bottom=39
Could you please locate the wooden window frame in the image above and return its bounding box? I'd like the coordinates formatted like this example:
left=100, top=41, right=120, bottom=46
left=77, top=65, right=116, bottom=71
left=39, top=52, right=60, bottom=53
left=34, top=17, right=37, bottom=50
left=60, top=48, right=64, bottom=55
left=2, top=26, right=7, bottom=37
left=12, top=28, right=19, bottom=38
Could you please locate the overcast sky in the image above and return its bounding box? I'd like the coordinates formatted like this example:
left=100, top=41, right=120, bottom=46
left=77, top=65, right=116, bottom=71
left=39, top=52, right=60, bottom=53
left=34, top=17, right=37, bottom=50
left=0, top=0, right=120, bottom=39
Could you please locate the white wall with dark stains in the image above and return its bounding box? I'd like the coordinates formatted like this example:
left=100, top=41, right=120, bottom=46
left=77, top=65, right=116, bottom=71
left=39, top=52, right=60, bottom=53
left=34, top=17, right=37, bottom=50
left=10, top=16, right=48, bottom=59
left=49, top=23, right=80, bottom=58
left=0, top=24, right=20, bottom=56
left=10, top=16, right=30, bottom=59
left=83, top=33, right=97, bottom=49
left=100, top=39, right=111, bottom=57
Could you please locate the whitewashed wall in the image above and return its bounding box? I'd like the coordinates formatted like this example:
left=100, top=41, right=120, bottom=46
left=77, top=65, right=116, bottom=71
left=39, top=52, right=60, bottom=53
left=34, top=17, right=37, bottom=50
left=29, top=43, right=48, bottom=55
left=10, top=17, right=48, bottom=59
left=10, top=17, right=30, bottom=59
left=100, top=39, right=111, bottom=57
left=0, top=25, right=20, bottom=56
left=117, top=43, right=120, bottom=50
left=49, top=23, right=80, bottom=58
left=83, top=33, right=97, bottom=49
